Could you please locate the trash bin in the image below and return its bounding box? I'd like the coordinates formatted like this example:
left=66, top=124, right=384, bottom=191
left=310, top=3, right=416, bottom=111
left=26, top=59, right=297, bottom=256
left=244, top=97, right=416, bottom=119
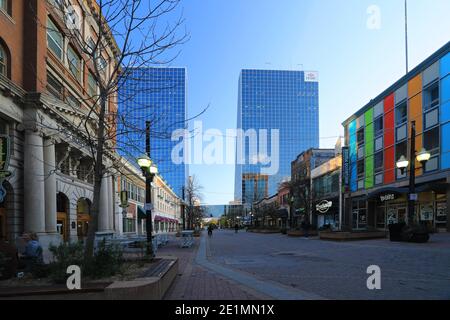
left=388, top=223, right=406, bottom=242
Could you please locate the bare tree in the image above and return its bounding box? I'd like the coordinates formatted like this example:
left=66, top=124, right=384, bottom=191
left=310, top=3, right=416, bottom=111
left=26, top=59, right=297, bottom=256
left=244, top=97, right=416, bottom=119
left=36, top=0, right=194, bottom=259
left=184, top=175, right=204, bottom=230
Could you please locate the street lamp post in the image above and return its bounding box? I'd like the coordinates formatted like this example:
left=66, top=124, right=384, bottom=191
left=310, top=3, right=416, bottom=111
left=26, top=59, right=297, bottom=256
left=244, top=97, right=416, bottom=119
left=137, top=121, right=159, bottom=257
left=288, top=195, right=295, bottom=230
left=396, top=121, right=431, bottom=235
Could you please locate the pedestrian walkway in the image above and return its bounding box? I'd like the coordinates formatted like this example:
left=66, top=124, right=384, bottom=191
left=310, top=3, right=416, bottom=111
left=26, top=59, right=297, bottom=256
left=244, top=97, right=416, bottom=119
left=160, top=235, right=270, bottom=300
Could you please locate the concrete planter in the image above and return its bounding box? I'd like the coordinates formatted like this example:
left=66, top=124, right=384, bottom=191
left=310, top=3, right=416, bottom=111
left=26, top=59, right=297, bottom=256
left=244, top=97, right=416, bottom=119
left=0, top=258, right=178, bottom=300
left=248, top=229, right=281, bottom=234
left=319, top=231, right=387, bottom=241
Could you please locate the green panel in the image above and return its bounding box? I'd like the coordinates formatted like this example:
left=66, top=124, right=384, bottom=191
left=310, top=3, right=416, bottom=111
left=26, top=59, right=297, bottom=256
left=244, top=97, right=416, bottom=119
left=365, top=108, right=374, bottom=125
left=365, top=122, right=374, bottom=156
left=365, top=155, right=374, bottom=189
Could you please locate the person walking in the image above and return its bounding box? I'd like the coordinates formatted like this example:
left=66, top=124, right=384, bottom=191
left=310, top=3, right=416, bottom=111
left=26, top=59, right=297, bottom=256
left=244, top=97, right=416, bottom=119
left=207, top=225, right=213, bottom=237
left=234, top=223, right=239, bottom=234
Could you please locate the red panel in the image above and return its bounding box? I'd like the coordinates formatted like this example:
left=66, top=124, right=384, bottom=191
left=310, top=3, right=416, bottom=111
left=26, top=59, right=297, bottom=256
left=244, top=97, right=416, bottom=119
left=384, top=146, right=395, bottom=184
left=384, top=110, right=395, bottom=148
left=384, top=93, right=395, bottom=113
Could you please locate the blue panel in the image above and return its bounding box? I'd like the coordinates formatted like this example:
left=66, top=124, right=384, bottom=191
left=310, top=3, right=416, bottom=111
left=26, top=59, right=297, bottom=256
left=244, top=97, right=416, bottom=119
left=441, top=52, right=450, bottom=78
left=349, top=120, right=357, bottom=192
left=442, top=123, right=450, bottom=169
left=442, top=75, right=450, bottom=105
left=441, top=101, right=450, bottom=124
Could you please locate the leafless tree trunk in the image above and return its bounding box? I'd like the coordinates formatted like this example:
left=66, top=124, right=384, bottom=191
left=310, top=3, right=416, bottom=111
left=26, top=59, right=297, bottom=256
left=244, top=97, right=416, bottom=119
left=38, top=0, right=191, bottom=259
left=184, top=175, right=204, bottom=230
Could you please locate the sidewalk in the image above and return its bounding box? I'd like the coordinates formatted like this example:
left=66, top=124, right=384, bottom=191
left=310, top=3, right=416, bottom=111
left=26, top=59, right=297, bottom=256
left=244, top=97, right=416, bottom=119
left=160, top=235, right=270, bottom=300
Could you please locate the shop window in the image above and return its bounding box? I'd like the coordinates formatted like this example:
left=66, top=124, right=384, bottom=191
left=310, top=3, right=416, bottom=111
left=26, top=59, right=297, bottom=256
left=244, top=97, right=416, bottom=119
left=47, top=18, right=63, bottom=60
left=395, top=101, right=407, bottom=125
left=424, top=108, right=439, bottom=130
left=423, top=81, right=439, bottom=111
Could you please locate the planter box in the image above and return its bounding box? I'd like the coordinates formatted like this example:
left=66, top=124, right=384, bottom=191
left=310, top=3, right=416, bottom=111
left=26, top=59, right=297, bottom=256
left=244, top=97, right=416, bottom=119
left=248, top=229, right=281, bottom=234
left=287, top=230, right=318, bottom=237
left=319, top=231, right=387, bottom=241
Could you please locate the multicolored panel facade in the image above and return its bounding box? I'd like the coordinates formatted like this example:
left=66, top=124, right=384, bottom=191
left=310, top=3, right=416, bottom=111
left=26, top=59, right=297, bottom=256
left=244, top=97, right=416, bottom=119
left=344, top=48, right=450, bottom=191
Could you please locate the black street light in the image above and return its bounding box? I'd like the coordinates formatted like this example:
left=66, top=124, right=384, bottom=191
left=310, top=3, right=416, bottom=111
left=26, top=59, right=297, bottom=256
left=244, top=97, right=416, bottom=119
left=137, top=121, right=159, bottom=257
left=396, top=120, right=430, bottom=240
left=288, top=195, right=295, bottom=229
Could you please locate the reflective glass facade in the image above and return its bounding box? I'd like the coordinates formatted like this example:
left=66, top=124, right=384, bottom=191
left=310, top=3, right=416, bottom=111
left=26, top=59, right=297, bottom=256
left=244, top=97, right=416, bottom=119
left=235, top=69, right=319, bottom=205
left=118, top=67, right=187, bottom=198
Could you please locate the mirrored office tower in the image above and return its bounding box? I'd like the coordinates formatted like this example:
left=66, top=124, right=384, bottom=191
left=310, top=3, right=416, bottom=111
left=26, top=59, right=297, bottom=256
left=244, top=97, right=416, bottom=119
left=235, top=69, right=319, bottom=206
left=118, top=67, right=187, bottom=198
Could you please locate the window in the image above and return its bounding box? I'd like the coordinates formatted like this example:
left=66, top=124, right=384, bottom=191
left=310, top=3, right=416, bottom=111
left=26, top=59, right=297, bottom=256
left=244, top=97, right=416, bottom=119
left=357, top=159, right=365, bottom=179
left=375, top=136, right=383, bottom=152
left=424, top=108, right=439, bottom=129
left=423, top=82, right=439, bottom=111
left=357, top=128, right=364, bottom=145
left=47, top=18, right=63, bottom=60
left=47, top=73, right=63, bottom=100
left=423, top=127, right=440, bottom=155
left=395, top=102, right=407, bottom=125
left=67, top=46, right=81, bottom=80
left=88, top=72, right=98, bottom=97
left=374, top=152, right=383, bottom=173
left=374, top=117, right=383, bottom=136
left=66, top=93, right=81, bottom=109
left=396, top=124, right=407, bottom=142
left=396, top=141, right=407, bottom=179
left=0, top=0, right=10, bottom=15
left=0, top=43, right=7, bottom=77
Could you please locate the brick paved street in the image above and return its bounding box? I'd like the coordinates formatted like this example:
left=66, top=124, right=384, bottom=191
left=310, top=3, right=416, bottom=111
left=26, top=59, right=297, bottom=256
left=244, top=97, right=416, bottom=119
left=160, top=236, right=271, bottom=300
left=161, top=230, right=450, bottom=300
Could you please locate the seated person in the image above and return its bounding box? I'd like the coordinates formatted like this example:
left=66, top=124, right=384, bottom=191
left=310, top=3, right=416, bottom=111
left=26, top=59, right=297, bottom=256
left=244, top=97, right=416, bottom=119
left=18, top=233, right=43, bottom=271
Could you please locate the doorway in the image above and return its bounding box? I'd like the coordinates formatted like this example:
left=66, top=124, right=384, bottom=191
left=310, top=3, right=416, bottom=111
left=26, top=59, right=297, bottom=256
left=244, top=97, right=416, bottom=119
left=77, top=198, right=91, bottom=241
left=57, top=193, right=70, bottom=242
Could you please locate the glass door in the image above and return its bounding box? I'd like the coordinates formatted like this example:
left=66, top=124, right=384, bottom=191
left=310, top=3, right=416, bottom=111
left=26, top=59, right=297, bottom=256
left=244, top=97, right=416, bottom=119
left=435, top=201, right=447, bottom=231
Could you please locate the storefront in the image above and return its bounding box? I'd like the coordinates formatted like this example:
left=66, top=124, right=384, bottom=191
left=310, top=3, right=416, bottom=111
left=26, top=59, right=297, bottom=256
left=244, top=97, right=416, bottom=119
left=314, top=198, right=340, bottom=229
left=369, top=185, right=448, bottom=232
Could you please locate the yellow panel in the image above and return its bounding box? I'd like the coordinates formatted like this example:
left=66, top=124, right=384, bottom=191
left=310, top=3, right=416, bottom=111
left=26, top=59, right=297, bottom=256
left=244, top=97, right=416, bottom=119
left=408, top=74, right=422, bottom=98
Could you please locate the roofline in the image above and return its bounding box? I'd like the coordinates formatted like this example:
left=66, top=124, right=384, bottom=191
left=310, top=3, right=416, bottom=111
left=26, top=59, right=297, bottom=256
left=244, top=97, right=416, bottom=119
left=342, top=40, right=450, bottom=127
left=292, top=148, right=336, bottom=163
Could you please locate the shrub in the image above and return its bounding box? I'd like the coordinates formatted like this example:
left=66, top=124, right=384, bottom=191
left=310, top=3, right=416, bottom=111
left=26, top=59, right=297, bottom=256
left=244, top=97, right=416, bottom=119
left=87, top=239, right=123, bottom=279
left=48, top=241, right=85, bottom=283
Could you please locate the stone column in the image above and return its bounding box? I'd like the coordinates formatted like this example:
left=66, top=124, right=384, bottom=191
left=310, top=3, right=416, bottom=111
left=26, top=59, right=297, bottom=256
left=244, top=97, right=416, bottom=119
left=108, top=176, right=115, bottom=231
left=44, top=139, right=57, bottom=234
left=24, top=130, right=46, bottom=234
left=98, top=175, right=110, bottom=232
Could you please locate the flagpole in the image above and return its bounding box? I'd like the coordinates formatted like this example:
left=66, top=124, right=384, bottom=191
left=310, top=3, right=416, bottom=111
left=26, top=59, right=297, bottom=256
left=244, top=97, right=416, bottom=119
left=405, top=0, right=409, bottom=73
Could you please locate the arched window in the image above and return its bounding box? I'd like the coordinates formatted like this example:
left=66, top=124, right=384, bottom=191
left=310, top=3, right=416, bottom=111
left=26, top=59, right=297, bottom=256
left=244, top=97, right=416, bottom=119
left=0, top=44, right=7, bottom=77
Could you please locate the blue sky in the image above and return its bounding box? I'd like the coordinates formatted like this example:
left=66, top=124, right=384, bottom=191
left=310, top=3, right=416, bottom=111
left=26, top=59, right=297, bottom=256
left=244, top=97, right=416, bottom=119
left=161, top=0, right=450, bottom=205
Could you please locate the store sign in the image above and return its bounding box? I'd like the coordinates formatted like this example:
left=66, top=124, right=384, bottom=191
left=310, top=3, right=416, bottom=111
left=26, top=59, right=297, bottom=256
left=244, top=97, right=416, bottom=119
left=380, top=193, right=396, bottom=202
left=316, top=200, right=332, bottom=214
left=0, top=135, right=12, bottom=203
left=304, top=71, right=319, bottom=82
left=420, top=205, right=434, bottom=221
left=342, top=147, right=350, bottom=187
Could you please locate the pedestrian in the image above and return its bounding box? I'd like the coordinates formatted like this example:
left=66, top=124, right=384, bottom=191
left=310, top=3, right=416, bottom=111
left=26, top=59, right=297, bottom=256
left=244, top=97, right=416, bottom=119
left=301, top=216, right=311, bottom=238
left=234, top=223, right=239, bottom=234
left=208, top=224, right=213, bottom=237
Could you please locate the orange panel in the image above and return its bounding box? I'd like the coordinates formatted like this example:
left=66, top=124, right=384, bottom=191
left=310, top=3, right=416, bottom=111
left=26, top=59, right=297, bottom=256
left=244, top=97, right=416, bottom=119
left=408, top=74, right=422, bottom=98
left=415, top=133, right=423, bottom=176
left=409, top=93, right=423, bottom=133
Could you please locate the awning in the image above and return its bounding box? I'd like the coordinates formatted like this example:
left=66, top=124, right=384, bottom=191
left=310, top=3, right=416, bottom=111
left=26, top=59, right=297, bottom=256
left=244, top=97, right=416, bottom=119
left=137, top=206, right=146, bottom=220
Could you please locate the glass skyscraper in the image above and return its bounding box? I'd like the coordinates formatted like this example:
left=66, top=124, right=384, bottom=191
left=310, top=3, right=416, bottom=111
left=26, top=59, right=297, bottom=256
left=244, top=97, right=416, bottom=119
left=117, top=67, right=187, bottom=198
left=234, top=69, right=319, bottom=205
